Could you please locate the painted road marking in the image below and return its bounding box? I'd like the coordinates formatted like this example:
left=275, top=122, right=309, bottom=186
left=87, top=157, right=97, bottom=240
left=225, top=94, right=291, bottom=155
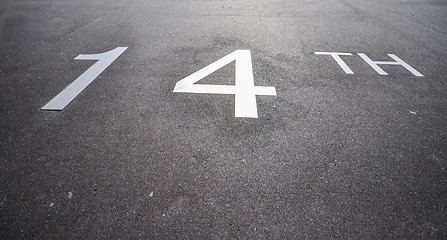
left=314, top=52, right=354, bottom=74
left=40, top=47, right=425, bottom=116
left=41, top=47, right=128, bottom=111
left=315, top=52, right=424, bottom=76
left=173, top=50, right=277, bottom=118
left=357, top=53, right=424, bottom=77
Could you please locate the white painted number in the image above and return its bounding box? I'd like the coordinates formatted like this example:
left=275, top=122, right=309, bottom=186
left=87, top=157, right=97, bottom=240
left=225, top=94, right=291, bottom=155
left=41, top=47, right=128, bottom=110
left=173, top=50, right=277, bottom=118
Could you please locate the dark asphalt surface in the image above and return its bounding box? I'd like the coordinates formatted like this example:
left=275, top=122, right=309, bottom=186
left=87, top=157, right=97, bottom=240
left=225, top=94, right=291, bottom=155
left=1, top=0, right=446, bottom=239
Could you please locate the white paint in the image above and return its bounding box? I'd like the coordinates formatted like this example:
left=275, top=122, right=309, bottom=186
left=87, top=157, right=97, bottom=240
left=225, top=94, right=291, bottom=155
left=173, top=50, right=276, bottom=118
left=357, top=53, right=424, bottom=77
left=314, top=52, right=354, bottom=74
left=41, top=47, right=128, bottom=110
left=410, top=111, right=417, bottom=114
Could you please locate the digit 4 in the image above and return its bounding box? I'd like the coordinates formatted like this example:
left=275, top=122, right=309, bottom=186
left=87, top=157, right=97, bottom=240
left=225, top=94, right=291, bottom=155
left=173, top=50, right=276, bottom=118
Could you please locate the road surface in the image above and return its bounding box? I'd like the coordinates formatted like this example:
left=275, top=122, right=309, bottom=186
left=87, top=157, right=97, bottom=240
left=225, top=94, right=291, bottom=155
left=1, top=0, right=446, bottom=239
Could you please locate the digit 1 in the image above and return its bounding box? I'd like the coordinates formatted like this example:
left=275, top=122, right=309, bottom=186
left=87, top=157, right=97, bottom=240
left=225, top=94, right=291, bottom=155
left=41, top=47, right=128, bottom=111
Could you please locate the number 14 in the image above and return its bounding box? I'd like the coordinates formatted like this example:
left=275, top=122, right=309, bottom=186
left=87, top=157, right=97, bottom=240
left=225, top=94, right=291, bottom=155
left=42, top=48, right=277, bottom=118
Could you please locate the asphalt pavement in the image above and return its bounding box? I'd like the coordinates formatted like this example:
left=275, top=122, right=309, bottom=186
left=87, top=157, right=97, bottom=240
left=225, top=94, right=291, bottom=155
left=1, top=0, right=446, bottom=239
